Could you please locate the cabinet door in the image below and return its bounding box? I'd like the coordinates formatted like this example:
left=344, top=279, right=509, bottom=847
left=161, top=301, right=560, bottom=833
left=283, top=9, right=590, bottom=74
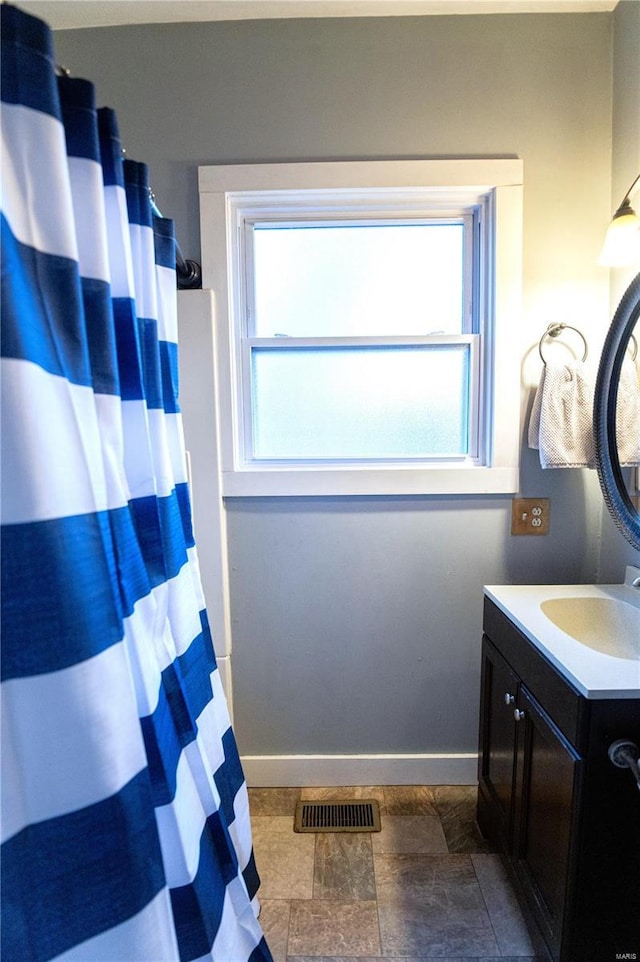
left=477, top=637, right=519, bottom=849
left=512, top=684, right=582, bottom=962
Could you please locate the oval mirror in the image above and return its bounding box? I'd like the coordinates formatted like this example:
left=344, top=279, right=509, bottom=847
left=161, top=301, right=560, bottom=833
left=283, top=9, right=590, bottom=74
left=594, top=271, right=640, bottom=551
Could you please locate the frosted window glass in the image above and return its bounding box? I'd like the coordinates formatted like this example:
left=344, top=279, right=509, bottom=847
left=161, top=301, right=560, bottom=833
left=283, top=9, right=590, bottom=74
left=253, top=224, right=464, bottom=337
left=252, top=345, right=470, bottom=459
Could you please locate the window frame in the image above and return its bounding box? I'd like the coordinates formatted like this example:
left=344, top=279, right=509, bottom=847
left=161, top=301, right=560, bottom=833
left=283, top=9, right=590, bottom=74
left=199, top=159, right=523, bottom=497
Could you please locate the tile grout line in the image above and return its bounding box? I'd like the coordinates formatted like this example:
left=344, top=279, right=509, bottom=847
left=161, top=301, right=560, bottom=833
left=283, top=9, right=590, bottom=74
left=371, top=833, right=383, bottom=960
left=470, top=849, right=503, bottom=959
left=282, top=898, right=292, bottom=962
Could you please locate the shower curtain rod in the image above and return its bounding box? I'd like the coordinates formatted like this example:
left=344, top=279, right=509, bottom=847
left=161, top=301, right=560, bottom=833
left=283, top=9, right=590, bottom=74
left=52, top=55, right=203, bottom=291
left=149, top=195, right=202, bottom=290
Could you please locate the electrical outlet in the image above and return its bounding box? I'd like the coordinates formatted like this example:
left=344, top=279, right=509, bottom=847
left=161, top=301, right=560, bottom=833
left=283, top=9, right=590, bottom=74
left=511, top=498, right=550, bottom=536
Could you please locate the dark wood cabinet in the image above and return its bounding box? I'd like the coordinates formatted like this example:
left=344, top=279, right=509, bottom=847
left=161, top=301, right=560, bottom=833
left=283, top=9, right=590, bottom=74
left=477, top=598, right=640, bottom=962
left=511, top=684, right=582, bottom=960
left=478, top=639, right=518, bottom=850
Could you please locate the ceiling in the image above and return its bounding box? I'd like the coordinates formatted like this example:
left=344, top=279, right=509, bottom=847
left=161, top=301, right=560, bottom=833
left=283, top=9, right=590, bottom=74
left=17, top=0, right=618, bottom=30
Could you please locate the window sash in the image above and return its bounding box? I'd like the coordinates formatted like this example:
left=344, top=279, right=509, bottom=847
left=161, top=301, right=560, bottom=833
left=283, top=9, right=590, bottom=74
left=243, top=213, right=478, bottom=339
left=240, top=335, right=480, bottom=464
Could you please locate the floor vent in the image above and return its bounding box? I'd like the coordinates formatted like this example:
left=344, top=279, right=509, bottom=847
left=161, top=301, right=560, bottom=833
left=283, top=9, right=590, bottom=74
left=294, top=799, right=381, bottom=833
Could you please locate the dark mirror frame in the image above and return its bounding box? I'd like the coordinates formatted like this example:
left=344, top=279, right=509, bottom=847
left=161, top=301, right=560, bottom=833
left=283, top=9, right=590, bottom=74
left=594, top=271, right=640, bottom=551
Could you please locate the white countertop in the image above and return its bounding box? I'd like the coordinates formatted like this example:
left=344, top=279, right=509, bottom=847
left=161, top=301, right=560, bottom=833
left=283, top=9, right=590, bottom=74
left=484, top=568, right=640, bottom=700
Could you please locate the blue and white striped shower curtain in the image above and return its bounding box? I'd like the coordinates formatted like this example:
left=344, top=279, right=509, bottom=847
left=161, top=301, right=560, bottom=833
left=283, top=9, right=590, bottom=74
left=0, top=6, right=272, bottom=961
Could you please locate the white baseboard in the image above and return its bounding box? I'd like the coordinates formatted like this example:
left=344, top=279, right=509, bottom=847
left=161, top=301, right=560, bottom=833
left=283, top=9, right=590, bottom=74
left=242, top=753, right=478, bottom=787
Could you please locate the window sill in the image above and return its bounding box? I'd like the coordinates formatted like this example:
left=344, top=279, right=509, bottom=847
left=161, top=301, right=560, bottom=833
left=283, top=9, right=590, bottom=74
left=221, top=464, right=519, bottom=497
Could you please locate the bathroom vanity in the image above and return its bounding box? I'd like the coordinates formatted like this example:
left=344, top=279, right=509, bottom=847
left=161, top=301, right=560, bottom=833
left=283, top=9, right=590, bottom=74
left=477, top=571, right=640, bottom=962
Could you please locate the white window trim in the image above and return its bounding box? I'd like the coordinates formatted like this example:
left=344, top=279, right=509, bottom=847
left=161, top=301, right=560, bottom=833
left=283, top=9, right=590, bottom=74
left=199, top=159, right=523, bottom=497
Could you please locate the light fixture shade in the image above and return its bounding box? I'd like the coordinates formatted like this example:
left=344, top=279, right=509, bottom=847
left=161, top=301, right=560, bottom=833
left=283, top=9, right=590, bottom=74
left=598, top=210, right=640, bottom=267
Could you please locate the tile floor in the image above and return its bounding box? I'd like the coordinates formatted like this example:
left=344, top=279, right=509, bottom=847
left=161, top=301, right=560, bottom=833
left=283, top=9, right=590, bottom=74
left=249, top=785, right=544, bottom=962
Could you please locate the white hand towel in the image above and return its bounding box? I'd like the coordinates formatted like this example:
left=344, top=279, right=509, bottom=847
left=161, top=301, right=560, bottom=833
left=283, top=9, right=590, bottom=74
left=528, top=356, right=640, bottom=468
left=527, top=364, right=545, bottom=451
left=528, top=360, right=595, bottom=468
left=616, top=356, right=640, bottom=466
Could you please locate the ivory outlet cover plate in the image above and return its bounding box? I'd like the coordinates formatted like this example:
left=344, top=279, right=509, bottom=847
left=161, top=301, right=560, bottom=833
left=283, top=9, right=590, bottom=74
left=511, top=498, right=550, bottom=536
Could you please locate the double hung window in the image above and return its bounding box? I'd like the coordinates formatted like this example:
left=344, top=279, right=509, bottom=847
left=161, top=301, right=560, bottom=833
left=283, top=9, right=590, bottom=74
left=198, top=160, right=523, bottom=496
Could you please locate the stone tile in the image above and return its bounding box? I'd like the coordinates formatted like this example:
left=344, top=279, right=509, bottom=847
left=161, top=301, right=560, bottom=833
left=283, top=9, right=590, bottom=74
left=288, top=899, right=381, bottom=957
left=442, top=821, right=494, bottom=855
left=252, top=786, right=538, bottom=962
left=258, top=899, right=290, bottom=962
left=471, top=853, right=537, bottom=956
left=377, top=917, right=501, bottom=957
left=430, top=785, right=493, bottom=854
left=430, top=785, right=478, bottom=824
left=252, top=816, right=315, bottom=899
left=249, top=787, right=301, bottom=816
left=301, top=786, right=386, bottom=806
left=430, top=784, right=477, bottom=811
left=372, top=815, right=448, bottom=855
left=314, top=833, right=376, bottom=900
left=381, top=785, right=439, bottom=816
left=374, top=853, right=491, bottom=923
left=374, top=853, right=499, bottom=957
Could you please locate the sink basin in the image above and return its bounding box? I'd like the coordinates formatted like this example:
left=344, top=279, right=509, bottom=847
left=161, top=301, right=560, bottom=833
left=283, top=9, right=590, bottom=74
left=485, top=566, right=640, bottom=697
left=540, top=597, right=640, bottom=659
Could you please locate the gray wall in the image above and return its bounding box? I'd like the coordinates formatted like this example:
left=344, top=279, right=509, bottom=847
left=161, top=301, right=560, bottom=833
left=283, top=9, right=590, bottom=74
left=55, top=11, right=639, bottom=762
left=54, top=13, right=613, bottom=268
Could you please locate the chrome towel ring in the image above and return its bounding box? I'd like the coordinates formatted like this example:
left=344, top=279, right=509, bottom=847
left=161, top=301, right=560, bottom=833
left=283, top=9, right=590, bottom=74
left=538, top=323, right=638, bottom=365
left=538, top=323, right=588, bottom=364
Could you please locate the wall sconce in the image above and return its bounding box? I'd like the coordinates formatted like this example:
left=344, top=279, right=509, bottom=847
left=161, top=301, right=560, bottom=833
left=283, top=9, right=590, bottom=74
left=599, top=174, right=640, bottom=267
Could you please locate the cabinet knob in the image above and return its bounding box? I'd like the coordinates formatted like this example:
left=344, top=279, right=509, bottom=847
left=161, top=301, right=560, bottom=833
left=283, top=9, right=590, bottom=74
left=504, top=693, right=515, bottom=706
left=514, top=709, right=525, bottom=722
